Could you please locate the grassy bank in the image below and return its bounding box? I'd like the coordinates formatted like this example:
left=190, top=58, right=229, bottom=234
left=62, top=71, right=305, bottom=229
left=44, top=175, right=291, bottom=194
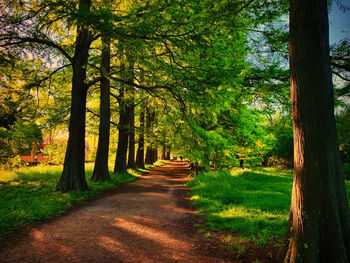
left=188, top=167, right=350, bottom=245
left=0, top=160, right=168, bottom=240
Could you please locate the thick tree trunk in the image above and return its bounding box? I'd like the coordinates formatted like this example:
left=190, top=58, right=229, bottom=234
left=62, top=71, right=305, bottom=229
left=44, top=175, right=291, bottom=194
left=127, top=90, right=136, bottom=169
left=56, top=0, right=91, bottom=192
left=135, top=108, right=145, bottom=169
left=113, top=88, right=130, bottom=173
left=280, top=0, right=350, bottom=261
left=91, top=35, right=111, bottom=182
left=166, top=151, right=170, bottom=160
left=145, top=146, right=153, bottom=165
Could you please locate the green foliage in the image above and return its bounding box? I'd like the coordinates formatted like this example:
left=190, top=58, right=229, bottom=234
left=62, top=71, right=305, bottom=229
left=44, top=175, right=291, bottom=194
left=8, top=121, right=42, bottom=156
left=43, top=142, right=66, bottom=165
left=337, top=109, right=350, bottom=163
left=0, top=127, right=12, bottom=163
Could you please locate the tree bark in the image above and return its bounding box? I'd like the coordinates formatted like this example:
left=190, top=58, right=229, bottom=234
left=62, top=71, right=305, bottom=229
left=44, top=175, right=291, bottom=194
left=56, top=0, right=91, bottom=192
left=145, top=105, right=154, bottom=165
left=280, top=0, right=350, bottom=261
left=91, top=35, right=111, bottom=182
left=145, top=146, right=153, bottom=165
left=135, top=106, right=145, bottom=169
left=162, top=145, right=166, bottom=160
left=113, top=87, right=130, bottom=173
left=166, top=151, right=170, bottom=160
left=114, top=55, right=134, bottom=173
left=127, top=88, right=136, bottom=169
left=152, top=148, right=158, bottom=163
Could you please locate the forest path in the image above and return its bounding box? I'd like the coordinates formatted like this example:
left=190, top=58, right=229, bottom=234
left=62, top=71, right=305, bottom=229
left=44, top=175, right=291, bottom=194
left=0, top=161, right=237, bottom=263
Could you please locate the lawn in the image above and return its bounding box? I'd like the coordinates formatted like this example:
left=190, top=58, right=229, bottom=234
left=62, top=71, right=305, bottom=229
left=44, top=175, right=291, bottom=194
left=188, top=167, right=350, bottom=245
left=0, top=160, right=168, bottom=240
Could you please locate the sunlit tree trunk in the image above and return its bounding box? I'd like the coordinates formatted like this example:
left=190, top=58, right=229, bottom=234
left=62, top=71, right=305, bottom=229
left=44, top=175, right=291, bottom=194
left=91, top=35, right=111, bottom=182
left=56, top=0, right=91, bottom=192
left=280, top=0, right=350, bottom=261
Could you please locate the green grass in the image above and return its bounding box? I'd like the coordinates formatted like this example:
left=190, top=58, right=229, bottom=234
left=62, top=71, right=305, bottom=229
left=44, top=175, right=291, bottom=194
left=188, top=167, right=350, bottom=245
left=0, top=160, right=168, bottom=240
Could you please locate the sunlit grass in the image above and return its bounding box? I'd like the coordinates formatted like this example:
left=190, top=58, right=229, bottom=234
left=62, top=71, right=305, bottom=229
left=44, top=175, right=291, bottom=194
left=188, top=168, right=293, bottom=245
left=0, top=160, right=168, bottom=240
left=188, top=167, right=350, bottom=245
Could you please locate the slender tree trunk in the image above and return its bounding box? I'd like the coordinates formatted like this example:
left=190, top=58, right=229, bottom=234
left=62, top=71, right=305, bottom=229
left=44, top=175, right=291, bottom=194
left=144, top=105, right=154, bottom=164
left=56, top=0, right=91, bottom=192
left=166, top=151, right=170, bottom=160
left=114, top=54, right=134, bottom=173
left=162, top=145, right=166, bottom=160
left=114, top=87, right=130, bottom=173
left=127, top=89, right=136, bottom=169
left=91, top=35, right=111, bottom=182
left=279, top=0, right=350, bottom=261
left=152, top=148, right=158, bottom=163
left=135, top=107, right=145, bottom=169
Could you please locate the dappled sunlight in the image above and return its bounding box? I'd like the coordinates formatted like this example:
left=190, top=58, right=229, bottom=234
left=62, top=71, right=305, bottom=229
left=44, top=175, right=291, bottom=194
left=160, top=204, right=197, bottom=215
left=30, top=229, right=45, bottom=242
left=113, top=218, right=191, bottom=249
left=98, top=236, right=127, bottom=254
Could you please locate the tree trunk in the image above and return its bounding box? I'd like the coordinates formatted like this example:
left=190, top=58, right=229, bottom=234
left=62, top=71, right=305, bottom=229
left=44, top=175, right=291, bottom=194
left=56, top=0, right=91, bottom=192
left=162, top=145, right=166, bottom=160
left=127, top=89, right=136, bottom=169
left=91, top=35, right=111, bottom=182
left=166, top=151, right=170, bottom=160
left=153, top=148, right=158, bottom=163
left=144, top=105, right=154, bottom=165
left=113, top=87, right=130, bottom=173
left=145, top=146, right=153, bottom=165
left=280, top=0, right=350, bottom=261
left=135, top=107, right=145, bottom=169
left=114, top=55, right=134, bottom=173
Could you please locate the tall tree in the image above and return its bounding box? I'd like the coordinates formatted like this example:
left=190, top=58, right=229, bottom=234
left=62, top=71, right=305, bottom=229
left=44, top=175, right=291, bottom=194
left=127, top=87, right=136, bottom=169
left=114, top=55, right=134, bottom=173
left=280, top=0, right=350, bottom=261
left=135, top=102, right=145, bottom=169
left=91, top=34, right=111, bottom=182
left=56, top=0, right=93, bottom=192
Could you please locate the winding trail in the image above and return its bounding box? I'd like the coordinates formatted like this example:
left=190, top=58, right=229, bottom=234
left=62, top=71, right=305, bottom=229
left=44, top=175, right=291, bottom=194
left=0, top=161, right=239, bottom=263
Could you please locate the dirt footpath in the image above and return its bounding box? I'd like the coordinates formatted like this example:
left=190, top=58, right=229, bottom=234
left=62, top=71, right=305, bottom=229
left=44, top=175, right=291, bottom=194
left=0, top=161, right=244, bottom=262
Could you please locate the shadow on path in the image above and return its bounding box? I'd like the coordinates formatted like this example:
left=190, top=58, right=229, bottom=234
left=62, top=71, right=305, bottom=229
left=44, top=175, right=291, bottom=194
left=0, top=161, right=240, bottom=263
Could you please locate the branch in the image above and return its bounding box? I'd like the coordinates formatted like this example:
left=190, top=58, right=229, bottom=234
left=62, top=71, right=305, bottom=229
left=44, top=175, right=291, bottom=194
left=1, top=36, right=73, bottom=63
left=333, top=71, right=350, bottom=82
left=86, top=108, right=119, bottom=127
left=85, top=77, right=102, bottom=89
left=24, top=64, right=71, bottom=90
left=110, top=76, right=167, bottom=91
